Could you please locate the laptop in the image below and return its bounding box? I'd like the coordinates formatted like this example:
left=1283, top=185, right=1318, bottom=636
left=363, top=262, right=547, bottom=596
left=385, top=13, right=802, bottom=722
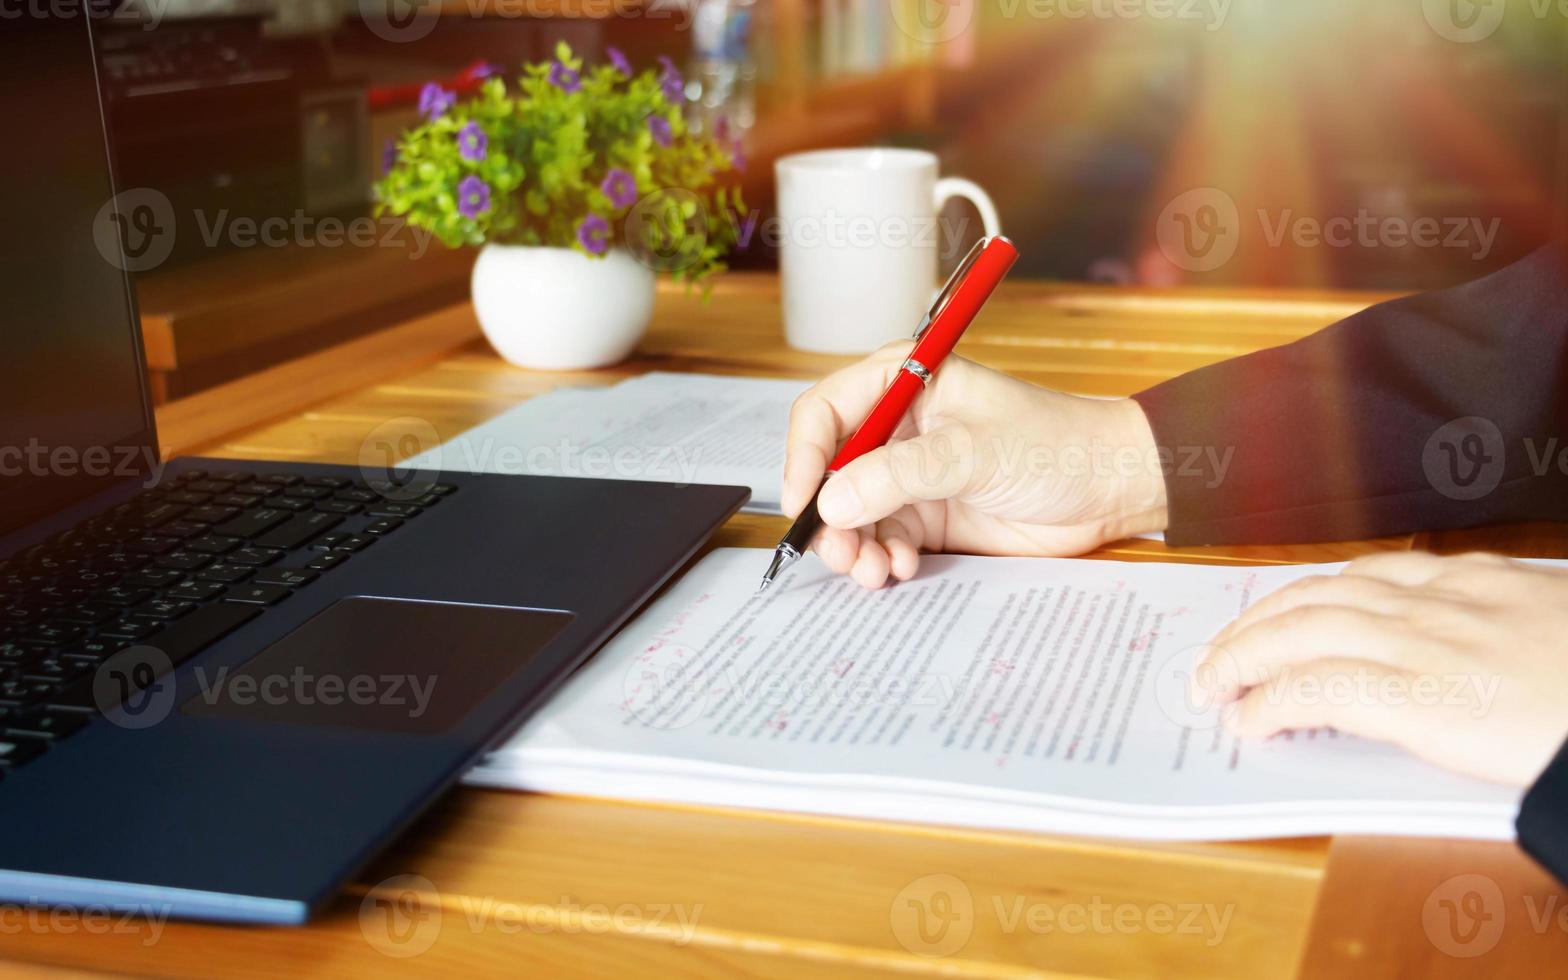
left=0, top=16, right=747, bottom=923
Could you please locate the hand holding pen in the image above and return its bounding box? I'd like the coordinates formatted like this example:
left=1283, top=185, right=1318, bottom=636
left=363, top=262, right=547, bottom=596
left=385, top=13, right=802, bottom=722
left=770, top=237, right=1171, bottom=591
left=760, top=237, right=1021, bottom=592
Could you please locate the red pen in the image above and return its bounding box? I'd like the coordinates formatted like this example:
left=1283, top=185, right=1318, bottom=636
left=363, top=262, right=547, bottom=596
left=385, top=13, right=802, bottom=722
left=757, top=235, right=1020, bottom=592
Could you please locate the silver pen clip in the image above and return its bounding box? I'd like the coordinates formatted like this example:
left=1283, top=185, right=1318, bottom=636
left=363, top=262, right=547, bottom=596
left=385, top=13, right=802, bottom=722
left=913, top=236, right=990, bottom=341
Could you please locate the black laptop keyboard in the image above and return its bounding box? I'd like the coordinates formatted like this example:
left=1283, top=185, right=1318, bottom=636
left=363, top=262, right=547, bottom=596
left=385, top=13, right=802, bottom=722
left=0, top=468, right=455, bottom=775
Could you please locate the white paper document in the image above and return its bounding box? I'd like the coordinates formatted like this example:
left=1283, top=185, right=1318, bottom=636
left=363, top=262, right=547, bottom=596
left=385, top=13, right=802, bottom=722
left=467, top=549, right=1525, bottom=841
left=407, top=373, right=811, bottom=514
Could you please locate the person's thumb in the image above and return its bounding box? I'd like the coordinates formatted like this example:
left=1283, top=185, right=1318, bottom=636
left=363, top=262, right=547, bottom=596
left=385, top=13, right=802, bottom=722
left=816, top=422, right=979, bottom=529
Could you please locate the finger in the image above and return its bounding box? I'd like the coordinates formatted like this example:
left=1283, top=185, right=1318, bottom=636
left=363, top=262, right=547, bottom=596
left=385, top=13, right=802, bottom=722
left=817, top=423, right=975, bottom=530
left=849, top=526, right=893, bottom=590
left=1197, top=605, right=1422, bottom=700
left=875, top=513, right=922, bottom=581
left=814, top=525, right=860, bottom=575
left=1214, top=574, right=1413, bottom=644
left=783, top=346, right=911, bottom=517
left=1224, top=657, right=1425, bottom=747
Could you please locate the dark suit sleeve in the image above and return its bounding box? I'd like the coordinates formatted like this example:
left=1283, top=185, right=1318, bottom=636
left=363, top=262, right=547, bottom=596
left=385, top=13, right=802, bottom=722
left=1130, top=242, right=1568, bottom=547
left=1519, top=739, right=1568, bottom=888
left=1131, top=243, right=1568, bottom=883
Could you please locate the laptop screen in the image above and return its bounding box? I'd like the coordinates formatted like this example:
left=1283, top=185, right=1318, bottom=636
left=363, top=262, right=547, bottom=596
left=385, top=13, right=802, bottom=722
left=0, top=15, right=159, bottom=538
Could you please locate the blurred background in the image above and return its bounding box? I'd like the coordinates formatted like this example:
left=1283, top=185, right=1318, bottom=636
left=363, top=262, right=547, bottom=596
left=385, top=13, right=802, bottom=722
left=102, top=0, right=1567, bottom=397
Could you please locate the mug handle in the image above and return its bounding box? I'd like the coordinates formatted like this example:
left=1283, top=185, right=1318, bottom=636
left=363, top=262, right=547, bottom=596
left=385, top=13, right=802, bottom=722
left=933, top=177, right=1001, bottom=248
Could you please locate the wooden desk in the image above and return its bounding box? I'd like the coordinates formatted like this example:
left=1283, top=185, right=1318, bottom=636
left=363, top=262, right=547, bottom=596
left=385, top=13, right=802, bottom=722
left=11, top=274, right=1567, bottom=977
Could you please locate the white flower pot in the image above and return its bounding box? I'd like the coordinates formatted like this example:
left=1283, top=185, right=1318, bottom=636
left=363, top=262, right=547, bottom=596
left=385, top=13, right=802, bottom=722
left=470, top=244, right=656, bottom=370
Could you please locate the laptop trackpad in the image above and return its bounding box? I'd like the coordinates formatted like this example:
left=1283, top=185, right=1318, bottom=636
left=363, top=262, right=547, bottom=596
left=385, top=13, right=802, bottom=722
left=183, top=597, right=573, bottom=735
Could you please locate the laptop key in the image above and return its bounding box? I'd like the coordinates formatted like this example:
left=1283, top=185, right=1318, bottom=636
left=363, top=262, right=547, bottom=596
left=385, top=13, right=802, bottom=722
left=98, top=620, right=158, bottom=641
left=0, top=738, right=45, bottom=768
left=21, top=658, right=92, bottom=685
left=213, top=507, right=291, bottom=540
left=224, top=547, right=283, bottom=567
left=5, top=710, right=87, bottom=740
left=252, top=567, right=317, bottom=588
left=164, top=580, right=225, bottom=602
left=126, top=536, right=179, bottom=555
left=21, top=624, right=82, bottom=647
left=55, top=603, right=117, bottom=625
left=153, top=552, right=213, bottom=572
left=314, top=500, right=362, bottom=515
left=366, top=503, right=422, bottom=518
left=193, top=564, right=252, bottom=584
left=363, top=519, right=403, bottom=536
left=304, top=552, right=349, bottom=572
left=99, top=587, right=149, bottom=606
left=253, top=512, right=342, bottom=550
left=186, top=535, right=241, bottom=555
left=185, top=505, right=239, bottom=524
left=222, top=585, right=292, bottom=606
left=129, top=599, right=194, bottom=621
left=0, top=680, right=55, bottom=707
left=123, top=569, right=182, bottom=590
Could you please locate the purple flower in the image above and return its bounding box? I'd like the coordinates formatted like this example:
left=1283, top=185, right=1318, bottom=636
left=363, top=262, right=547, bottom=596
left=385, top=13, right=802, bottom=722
left=647, top=114, right=673, bottom=147
left=600, top=168, right=637, bottom=208
left=457, top=121, right=488, bottom=163
left=381, top=139, right=399, bottom=174
left=549, top=60, right=581, bottom=93
left=607, top=46, right=633, bottom=77
left=714, top=116, right=730, bottom=142
left=473, top=62, right=500, bottom=79
left=657, top=55, right=684, bottom=102
left=730, top=140, right=747, bottom=174
left=577, top=214, right=610, bottom=255
left=457, top=175, right=491, bottom=219
left=418, top=82, right=456, bottom=121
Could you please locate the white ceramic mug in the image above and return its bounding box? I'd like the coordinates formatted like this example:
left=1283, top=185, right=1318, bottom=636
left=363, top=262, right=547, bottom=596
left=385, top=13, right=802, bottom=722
left=774, top=148, right=1000, bottom=354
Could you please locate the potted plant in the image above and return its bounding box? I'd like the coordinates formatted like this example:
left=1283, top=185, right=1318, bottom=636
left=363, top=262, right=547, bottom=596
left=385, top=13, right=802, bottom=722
left=376, top=43, right=745, bottom=370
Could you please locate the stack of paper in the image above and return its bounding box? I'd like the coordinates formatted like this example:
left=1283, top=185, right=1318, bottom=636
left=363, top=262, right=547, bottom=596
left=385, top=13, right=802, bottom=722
left=467, top=549, right=1525, bottom=841
left=407, top=373, right=810, bottom=514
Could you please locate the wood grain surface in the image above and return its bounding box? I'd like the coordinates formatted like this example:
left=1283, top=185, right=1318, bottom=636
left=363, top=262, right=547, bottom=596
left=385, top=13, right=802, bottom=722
left=8, top=273, right=1563, bottom=977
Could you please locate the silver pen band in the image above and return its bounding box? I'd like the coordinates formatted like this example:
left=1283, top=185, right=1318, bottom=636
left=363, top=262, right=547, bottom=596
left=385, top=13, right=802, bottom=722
left=901, top=358, right=933, bottom=386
